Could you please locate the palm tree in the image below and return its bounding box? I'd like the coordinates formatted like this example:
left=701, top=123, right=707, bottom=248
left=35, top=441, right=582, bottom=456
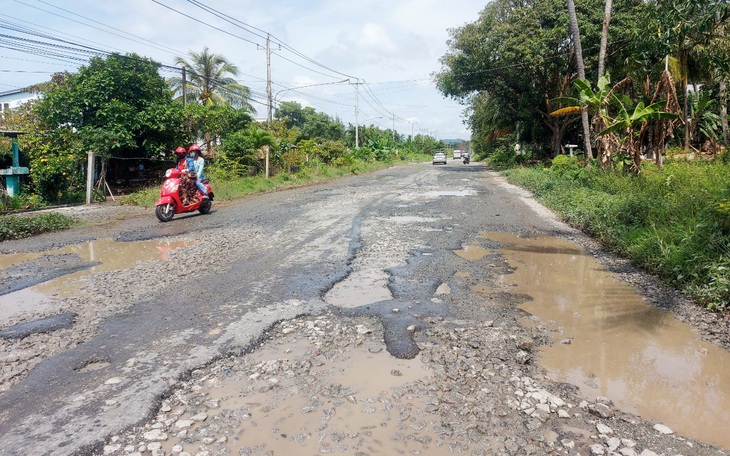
left=245, top=125, right=275, bottom=178
left=567, top=0, right=593, bottom=160
left=598, top=0, right=613, bottom=79
left=170, top=47, right=255, bottom=113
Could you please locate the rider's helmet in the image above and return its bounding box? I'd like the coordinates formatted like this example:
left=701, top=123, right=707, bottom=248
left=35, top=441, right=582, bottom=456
left=188, top=144, right=201, bottom=157
left=174, top=146, right=187, bottom=156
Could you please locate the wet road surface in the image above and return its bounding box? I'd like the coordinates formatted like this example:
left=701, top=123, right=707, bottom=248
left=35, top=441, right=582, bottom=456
left=1, top=161, right=729, bottom=454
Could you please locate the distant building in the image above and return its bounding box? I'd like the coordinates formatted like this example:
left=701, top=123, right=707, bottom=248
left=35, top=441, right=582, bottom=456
left=0, top=89, right=40, bottom=116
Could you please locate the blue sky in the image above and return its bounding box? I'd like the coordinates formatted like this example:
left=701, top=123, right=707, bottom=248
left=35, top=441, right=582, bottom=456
left=0, top=0, right=487, bottom=140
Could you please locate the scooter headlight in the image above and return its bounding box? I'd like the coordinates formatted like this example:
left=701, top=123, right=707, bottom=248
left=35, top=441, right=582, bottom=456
left=165, top=169, right=173, bottom=178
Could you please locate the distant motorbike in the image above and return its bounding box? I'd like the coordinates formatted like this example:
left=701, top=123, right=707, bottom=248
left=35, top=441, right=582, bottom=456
left=463, top=154, right=470, bottom=164
left=155, top=167, right=213, bottom=222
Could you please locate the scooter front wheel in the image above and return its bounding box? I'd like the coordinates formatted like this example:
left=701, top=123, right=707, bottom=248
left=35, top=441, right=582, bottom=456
left=156, top=203, right=175, bottom=222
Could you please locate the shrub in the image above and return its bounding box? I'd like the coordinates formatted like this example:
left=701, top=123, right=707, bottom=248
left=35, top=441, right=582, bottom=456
left=0, top=212, right=74, bottom=241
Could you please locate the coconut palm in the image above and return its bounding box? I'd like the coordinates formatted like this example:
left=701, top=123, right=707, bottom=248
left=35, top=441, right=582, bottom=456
left=170, top=47, right=255, bottom=113
left=567, top=0, right=593, bottom=160
left=598, top=0, right=613, bottom=79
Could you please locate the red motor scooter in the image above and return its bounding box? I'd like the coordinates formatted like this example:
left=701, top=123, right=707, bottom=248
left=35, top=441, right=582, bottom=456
left=155, top=167, right=214, bottom=222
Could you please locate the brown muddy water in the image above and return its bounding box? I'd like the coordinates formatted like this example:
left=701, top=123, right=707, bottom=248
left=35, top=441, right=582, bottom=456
left=325, top=268, right=393, bottom=308
left=476, top=231, right=730, bottom=450
left=0, top=238, right=192, bottom=321
left=162, top=336, right=436, bottom=455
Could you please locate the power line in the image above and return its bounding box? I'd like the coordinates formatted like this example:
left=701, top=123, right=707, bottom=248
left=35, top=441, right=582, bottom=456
left=184, top=0, right=358, bottom=81
left=14, top=0, right=183, bottom=57
left=150, top=0, right=261, bottom=48
left=3, top=1, right=441, bottom=135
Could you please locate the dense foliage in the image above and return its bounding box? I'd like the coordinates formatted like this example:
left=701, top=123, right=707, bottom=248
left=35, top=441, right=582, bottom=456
left=437, top=0, right=730, bottom=159
left=5, top=54, right=187, bottom=204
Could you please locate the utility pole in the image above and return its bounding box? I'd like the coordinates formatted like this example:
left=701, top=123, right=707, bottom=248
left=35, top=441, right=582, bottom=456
left=392, top=114, right=396, bottom=141
left=181, top=67, right=187, bottom=107
left=351, top=80, right=362, bottom=148
left=258, top=34, right=280, bottom=178
left=258, top=34, right=275, bottom=124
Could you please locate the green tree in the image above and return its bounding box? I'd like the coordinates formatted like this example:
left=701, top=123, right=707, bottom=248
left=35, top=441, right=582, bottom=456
left=184, top=103, right=252, bottom=155
left=274, top=101, right=345, bottom=142
left=643, top=1, right=730, bottom=149
left=220, top=124, right=275, bottom=176
left=171, top=47, right=255, bottom=112
left=436, top=0, right=644, bottom=155
left=31, top=54, right=185, bottom=202
left=274, top=101, right=307, bottom=129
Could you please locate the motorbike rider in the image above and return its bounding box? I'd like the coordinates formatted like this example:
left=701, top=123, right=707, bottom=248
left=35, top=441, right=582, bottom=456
left=192, top=147, right=208, bottom=199
left=188, top=144, right=208, bottom=198
left=174, top=146, right=187, bottom=171
left=173, top=146, right=198, bottom=205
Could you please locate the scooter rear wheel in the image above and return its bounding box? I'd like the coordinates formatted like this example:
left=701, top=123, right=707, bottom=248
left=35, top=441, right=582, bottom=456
left=198, top=199, right=212, bottom=214
left=156, top=203, right=175, bottom=222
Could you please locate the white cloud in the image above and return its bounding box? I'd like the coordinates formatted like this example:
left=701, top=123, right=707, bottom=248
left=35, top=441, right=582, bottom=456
left=357, top=23, right=398, bottom=54
left=1, top=0, right=483, bottom=139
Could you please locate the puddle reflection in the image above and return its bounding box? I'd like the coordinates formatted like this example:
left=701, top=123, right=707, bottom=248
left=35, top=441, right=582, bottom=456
left=0, top=238, right=193, bottom=322
left=325, top=268, right=393, bottom=308
left=163, top=334, right=433, bottom=455
left=480, top=231, right=730, bottom=450
left=455, top=245, right=492, bottom=261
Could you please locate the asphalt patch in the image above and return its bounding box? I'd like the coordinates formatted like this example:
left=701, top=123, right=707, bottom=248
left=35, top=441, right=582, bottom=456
left=337, top=299, right=450, bottom=359
left=0, top=254, right=99, bottom=296
left=0, top=312, right=77, bottom=339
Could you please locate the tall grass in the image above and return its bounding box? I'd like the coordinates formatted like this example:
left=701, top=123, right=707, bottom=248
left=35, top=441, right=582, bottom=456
left=504, top=159, right=730, bottom=310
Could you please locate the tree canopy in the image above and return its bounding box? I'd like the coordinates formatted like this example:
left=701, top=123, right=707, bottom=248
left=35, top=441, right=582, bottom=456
left=22, top=53, right=186, bottom=202
left=34, top=53, right=185, bottom=160
left=435, top=0, right=716, bottom=158
left=274, top=101, right=345, bottom=142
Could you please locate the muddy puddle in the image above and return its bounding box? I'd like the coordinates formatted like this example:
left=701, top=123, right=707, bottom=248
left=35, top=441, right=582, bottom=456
left=163, top=335, right=437, bottom=455
left=325, top=268, right=393, bottom=308
left=423, top=189, right=476, bottom=197
left=476, top=231, right=730, bottom=450
left=0, top=238, right=192, bottom=321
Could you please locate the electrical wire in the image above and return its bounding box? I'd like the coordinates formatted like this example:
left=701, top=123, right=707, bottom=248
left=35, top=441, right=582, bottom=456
left=149, top=0, right=261, bottom=47
left=14, top=0, right=183, bottom=57
left=183, top=0, right=358, bottom=81
left=2, top=0, right=459, bottom=135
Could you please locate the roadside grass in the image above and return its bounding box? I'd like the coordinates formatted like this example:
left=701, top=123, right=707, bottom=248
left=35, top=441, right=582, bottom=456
left=503, top=159, right=730, bottom=311
left=0, top=212, right=74, bottom=241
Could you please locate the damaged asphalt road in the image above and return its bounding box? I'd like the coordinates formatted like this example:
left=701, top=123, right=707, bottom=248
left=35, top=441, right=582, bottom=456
left=1, top=161, right=728, bottom=456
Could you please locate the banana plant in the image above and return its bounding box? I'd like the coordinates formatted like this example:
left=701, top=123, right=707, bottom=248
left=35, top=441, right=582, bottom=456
left=550, top=74, right=629, bottom=167
left=598, top=97, right=678, bottom=172
left=688, top=90, right=722, bottom=149
left=598, top=99, right=678, bottom=136
left=551, top=75, right=613, bottom=117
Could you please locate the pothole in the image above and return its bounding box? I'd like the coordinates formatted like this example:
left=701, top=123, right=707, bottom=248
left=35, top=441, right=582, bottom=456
left=481, top=231, right=730, bottom=450
left=0, top=238, right=194, bottom=322
left=75, top=357, right=111, bottom=372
